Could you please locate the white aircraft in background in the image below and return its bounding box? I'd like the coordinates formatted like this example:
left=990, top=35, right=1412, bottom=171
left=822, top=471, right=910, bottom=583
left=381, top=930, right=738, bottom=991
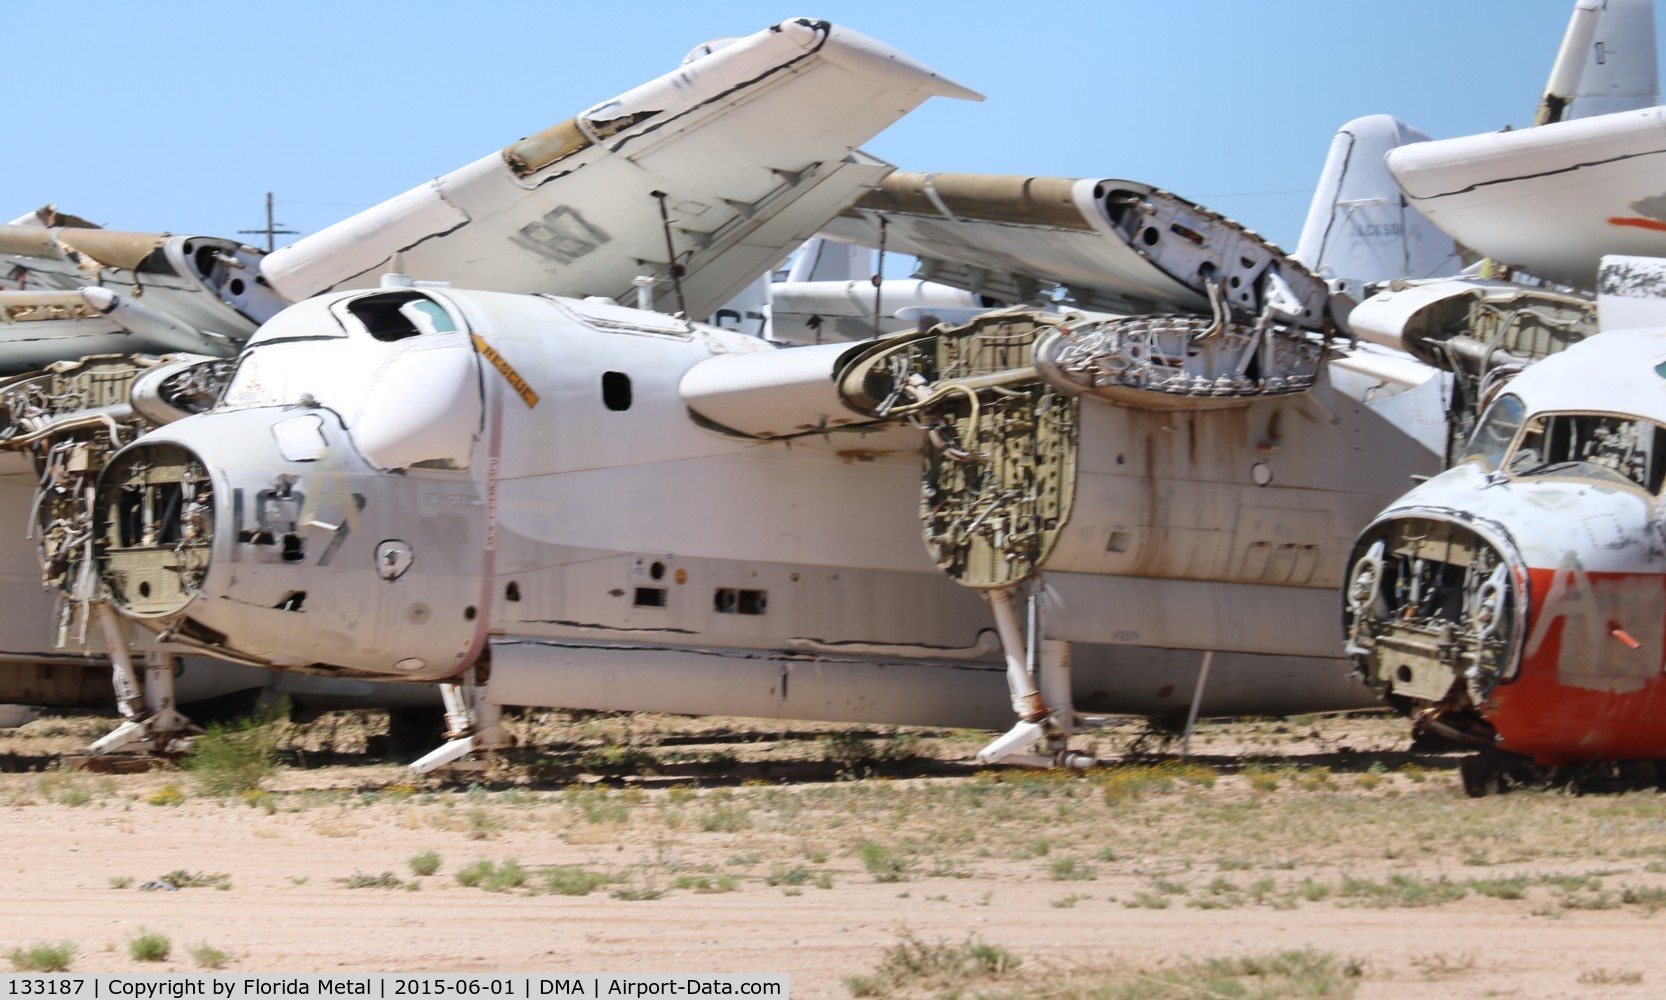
left=1347, top=0, right=1659, bottom=455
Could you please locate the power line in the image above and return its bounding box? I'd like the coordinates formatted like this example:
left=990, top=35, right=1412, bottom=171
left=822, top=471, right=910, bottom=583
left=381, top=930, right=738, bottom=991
left=237, top=192, right=300, bottom=252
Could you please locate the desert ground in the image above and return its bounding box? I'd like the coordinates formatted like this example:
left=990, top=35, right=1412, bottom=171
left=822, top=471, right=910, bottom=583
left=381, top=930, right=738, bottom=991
left=3, top=710, right=1665, bottom=998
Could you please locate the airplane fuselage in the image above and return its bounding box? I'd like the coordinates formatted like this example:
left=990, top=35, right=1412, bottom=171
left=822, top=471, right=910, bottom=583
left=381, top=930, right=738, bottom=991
left=1346, top=326, right=1666, bottom=765
left=92, top=286, right=1440, bottom=730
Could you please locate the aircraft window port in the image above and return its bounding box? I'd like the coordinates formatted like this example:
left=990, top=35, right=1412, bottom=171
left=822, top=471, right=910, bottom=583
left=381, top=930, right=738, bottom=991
left=649, top=561, right=665, bottom=581
left=634, top=587, right=668, bottom=608
left=602, top=371, right=633, bottom=411
left=464, top=605, right=477, bottom=621
left=714, top=588, right=767, bottom=615
left=506, top=581, right=521, bottom=602
left=347, top=291, right=456, bottom=341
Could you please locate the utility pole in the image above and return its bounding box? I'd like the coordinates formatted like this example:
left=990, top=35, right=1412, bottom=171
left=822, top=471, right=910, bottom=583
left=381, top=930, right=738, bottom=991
left=238, top=192, right=299, bottom=252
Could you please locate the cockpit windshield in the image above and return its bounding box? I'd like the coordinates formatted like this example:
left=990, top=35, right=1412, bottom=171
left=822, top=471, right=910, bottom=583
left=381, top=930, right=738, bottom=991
left=219, top=290, right=482, bottom=471
left=1506, top=411, right=1666, bottom=493
left=224, top=291, right=464, bottom=410
left=1459, top=394, right=1525, bottom=471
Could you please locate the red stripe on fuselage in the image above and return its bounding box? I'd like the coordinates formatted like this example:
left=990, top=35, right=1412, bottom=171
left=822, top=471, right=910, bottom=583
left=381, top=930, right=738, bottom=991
left=1487, top=567, right=1666, bottom=764
left=1608, top=216, right=1666, bottom=232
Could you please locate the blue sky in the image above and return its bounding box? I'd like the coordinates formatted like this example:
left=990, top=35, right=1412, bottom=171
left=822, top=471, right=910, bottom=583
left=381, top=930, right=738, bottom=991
left=4, top=2, right=1644, bottom=253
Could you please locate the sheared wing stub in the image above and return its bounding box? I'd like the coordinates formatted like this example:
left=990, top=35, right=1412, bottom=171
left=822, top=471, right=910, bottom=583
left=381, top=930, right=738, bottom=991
left=824, top=173, right=1328, bottom=326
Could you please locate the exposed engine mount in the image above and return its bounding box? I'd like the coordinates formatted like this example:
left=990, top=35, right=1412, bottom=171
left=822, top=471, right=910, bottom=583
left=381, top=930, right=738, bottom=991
left=1344, top=514, right=1524, bottom=744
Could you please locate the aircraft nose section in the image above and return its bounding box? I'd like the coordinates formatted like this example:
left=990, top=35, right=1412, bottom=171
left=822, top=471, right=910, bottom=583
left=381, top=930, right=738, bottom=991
left=94, top=440, right=217, bottom=620
left=1343, top=512, right=1526, bottom=721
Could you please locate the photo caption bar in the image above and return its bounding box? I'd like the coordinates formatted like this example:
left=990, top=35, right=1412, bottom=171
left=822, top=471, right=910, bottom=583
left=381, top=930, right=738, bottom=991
left=0, top=976, right=787, bottom=1000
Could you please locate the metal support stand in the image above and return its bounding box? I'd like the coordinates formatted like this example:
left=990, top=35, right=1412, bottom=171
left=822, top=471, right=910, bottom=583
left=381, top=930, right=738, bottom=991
left=1181, top=650, right=1214, bottom=756
left=408, top=664, right=515, bottom=773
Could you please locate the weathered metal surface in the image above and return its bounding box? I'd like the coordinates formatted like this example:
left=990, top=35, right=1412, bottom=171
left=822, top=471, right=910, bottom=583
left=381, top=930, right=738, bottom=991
left=851, top=172, right=1091, bottom=232
left=501, top=118, right=593, bottom=177
left=95, top=442, right=215, bottom=619
left=1349, top=277, right=1597, bottom=461
left=1344, top=326, right=1666, bottom=764
left=260, top=17, right=978, bottom=321
left=0, top=355, right=232, bottom=649
left=0, top=290, right=99, bottom=323
left=1034, top=313, right=1323, bottom=408
left=836, top=312, right=1078, bottom=589
left=828, top=176, right=1334, bottom=327
left=0, top=225, right=166, bottom=272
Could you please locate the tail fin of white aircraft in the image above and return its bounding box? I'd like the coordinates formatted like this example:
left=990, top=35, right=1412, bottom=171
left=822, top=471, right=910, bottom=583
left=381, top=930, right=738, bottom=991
left=707, top=272, right=773, bottom=340
left=785, top=237, right=873, bottom=283
left=1293, top=114, right=1462, bottom=290
left=1536, top=0, right=1659, bottom=125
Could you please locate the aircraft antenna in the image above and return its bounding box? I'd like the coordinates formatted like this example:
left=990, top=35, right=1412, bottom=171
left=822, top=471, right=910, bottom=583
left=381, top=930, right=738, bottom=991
left=871, top=216, right=888, bottom=338
left=651, top=191, right=689, bottom=317
left=238, top=192, right=299, bottom=253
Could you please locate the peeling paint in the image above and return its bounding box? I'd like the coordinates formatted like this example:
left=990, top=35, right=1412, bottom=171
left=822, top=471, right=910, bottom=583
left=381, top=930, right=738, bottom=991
left=501, top=118, right=594, bottom=178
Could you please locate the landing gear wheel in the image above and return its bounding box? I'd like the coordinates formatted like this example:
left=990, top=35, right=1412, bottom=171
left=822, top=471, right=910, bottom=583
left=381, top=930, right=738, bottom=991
left=382, top=707, right=446, bottom=761
left=1460, top=754, right=1503, bottom=798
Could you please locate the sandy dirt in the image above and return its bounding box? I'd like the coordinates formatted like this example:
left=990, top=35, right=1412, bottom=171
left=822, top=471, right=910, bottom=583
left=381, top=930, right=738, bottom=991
left=0, top=712, right=1662, bottom=999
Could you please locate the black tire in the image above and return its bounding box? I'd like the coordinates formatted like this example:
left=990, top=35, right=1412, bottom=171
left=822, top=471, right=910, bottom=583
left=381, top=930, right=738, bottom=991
left=384, top=707, right=446, bottom=760
left=1460, top=754, right=1498, bottom=798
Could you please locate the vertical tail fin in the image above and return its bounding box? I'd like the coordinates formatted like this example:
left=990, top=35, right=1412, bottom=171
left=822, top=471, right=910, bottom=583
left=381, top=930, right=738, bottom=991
left=1536, top=0, right=1658, bottom=125
left=1294, top=114, right=1462, bottom=289
left=785, top=236, right=874, bottom=283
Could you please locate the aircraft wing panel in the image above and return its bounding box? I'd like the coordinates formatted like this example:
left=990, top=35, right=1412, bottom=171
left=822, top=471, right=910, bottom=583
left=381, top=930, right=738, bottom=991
left=822, top=174, right=1199, bottom=314
left=0, top=226, right=274, bottom=365
left=821, top=172, right=1328, bottom=320
left=0, top=287, right=239, bottom=370
left=260, top=19, right=979, bottom=320
left=0, top=290, right=133, bottom=367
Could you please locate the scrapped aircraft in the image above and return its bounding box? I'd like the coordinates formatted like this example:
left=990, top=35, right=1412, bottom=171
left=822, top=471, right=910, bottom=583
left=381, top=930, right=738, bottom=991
left=0, top=16, right=978, bottom=736
left=63, top=122, right=1463, bottom=770
left=1345, top=259, right=1666, bottom=791
left=3, top=13, right=1473, bottom=770
left=1341, top=0, right=1666, bottom=790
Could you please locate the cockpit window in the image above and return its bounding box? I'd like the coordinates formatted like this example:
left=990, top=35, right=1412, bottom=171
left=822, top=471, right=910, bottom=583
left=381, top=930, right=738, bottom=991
left=346, top=292, right=459, bottom=341
left=1459, top=394, right=1525, bottom=471
left=1507, top=411, right=1666, bottom=493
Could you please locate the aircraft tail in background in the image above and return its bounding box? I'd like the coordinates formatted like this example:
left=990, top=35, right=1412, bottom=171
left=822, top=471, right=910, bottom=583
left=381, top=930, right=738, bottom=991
left=1293, top=115, right=1462, bottom=291
left=1535, top=0, right=1658, bottom=124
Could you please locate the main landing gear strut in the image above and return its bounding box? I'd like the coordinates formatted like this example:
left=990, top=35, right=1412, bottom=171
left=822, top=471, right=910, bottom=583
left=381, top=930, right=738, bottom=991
left=975, top=586, right=1096, bottom=769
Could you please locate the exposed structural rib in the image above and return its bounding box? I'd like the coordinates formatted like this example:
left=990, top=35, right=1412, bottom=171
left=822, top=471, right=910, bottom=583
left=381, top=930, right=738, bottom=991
left=821, top=173, right=1342, bottom=327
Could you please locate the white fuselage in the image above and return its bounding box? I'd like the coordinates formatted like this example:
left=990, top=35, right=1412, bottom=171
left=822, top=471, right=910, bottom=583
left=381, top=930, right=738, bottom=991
left=96, top=288, right=1437, bottom=725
